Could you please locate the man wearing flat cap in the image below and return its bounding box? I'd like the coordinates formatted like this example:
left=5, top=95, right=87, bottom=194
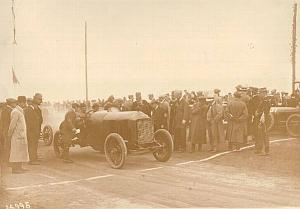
left=24, top=98, right=40, bottom=165
left=8, top=96, right=29, bottom=173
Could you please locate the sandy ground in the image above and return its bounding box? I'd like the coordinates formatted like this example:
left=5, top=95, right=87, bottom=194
left=0, top=132, right=299, bottom=208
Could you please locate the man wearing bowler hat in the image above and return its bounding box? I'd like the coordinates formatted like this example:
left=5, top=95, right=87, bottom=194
left=32, top=93, right=43, bottom=160
left=253, top=88, right=271, bottom=155
left=8, top=96, right=29, bottom=173
left=24, top=98, right=40, bottom=165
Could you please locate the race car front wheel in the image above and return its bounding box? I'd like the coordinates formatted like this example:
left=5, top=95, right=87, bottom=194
left=153, top=129, right=173, bottom=162
left=104, top=133, right=127, bottom=169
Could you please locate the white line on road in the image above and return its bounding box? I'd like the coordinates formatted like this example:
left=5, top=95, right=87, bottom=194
left=85, top=174, right=115, bottom=181
left=183, top=137, right=297, bottom=164
left=5, top=174, right=114, bottom=191
left=37, top=173, right=57, bottom=180
left=138, top=167, right=164, bottom=172
left=176, top=161, right=195, bottom=165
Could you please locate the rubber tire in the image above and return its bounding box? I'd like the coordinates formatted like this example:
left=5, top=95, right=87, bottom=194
left=42, top=125, right=53, bottom=146
left=153, top=129, right=173, bottom=162
left=53, top=131, right=63, bottom=158
left=286, top=113, right=300, bottom=137
left=266, top=113, right=275, bottom=132
left=104, top=133, right=127, bottom=169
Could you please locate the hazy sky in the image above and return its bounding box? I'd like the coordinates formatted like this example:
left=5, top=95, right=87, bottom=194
left=0, top=0, right=298, bottom=101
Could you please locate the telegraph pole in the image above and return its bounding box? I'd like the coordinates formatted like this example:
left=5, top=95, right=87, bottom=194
left=292, top=3, right=297, bottom=93
left=85, top=21, right=88, bottom=103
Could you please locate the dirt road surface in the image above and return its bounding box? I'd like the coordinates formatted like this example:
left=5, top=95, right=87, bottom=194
left=1, top=134, right=300, bottom=208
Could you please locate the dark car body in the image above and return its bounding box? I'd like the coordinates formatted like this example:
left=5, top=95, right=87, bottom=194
left=269, top=107, right=300, bottom=130
left=80, top=111, right=154, bottom=150
left=54, top=110, right=173, bottom=168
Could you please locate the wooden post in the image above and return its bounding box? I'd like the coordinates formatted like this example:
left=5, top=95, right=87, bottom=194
left=292, top=3, right=297, bottom=93
left=85, top=21, right=88, bottom=104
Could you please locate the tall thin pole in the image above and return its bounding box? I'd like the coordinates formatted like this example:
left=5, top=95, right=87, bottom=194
left=292, top=3, right=297, bottom=93
left=85, top=21, right=88, bottom=103
left=12, top=0, right=17, bottom=97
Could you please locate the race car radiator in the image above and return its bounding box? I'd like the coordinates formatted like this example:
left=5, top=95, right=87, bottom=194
left=137, top=119, right=154, bottom=144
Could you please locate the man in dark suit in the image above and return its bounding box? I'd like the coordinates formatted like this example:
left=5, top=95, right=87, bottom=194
left=133, top=92, right=151, bottom=117
left=151, top=100, right=167, bottom=132
left=173, top=90, right=189, bottom=152
left=32, top=93, right=43, bottom=160
left=24, top=98, right=40, bottom=165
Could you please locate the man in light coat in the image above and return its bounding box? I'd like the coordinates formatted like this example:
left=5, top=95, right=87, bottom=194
left=225, top=92, right=248, bottom=151
left=8, top=96, right=29, bottom=173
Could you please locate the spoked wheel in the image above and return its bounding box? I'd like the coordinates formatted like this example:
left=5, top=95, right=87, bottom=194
left=42, top=125, right=53, bottom=146
left=266, top=113, right=275, bottom=132
left=53, top=131, right=63, bottom=158
left=286, top=114, right=300, bottom=137
left=104, top=133, right=127, bottom=169
left=153, top=129, right=173, bottom=162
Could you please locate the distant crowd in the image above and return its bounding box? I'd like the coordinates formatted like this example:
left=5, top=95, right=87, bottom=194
left=50, top=86, right=300, bottom=113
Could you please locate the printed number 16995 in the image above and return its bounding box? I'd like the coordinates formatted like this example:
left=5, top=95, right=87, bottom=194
left=5, top=202, right=31, bottom=209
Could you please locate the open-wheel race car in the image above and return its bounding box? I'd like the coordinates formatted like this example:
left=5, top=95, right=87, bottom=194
left=267, top=106, right=300, bottom=136
left=53, top=111, right=174, bottom=168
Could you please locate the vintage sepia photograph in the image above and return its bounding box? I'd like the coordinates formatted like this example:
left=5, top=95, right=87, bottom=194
left=0, top=0, right=300, bottom=208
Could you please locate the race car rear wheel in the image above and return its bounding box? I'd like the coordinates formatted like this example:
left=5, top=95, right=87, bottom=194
left=42, top=125, right=53, bottom=146
left=153, top=129, right=173, bottom=162
left=104, top=133, right=127, bottom=169
left=53, top=131, right=63, bottom=158
left=266, top=113, right=275, bottom=132
left=286, top=113, right=300, bottom=137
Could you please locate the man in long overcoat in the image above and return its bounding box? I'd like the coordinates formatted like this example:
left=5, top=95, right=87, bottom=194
left=252, top=89, right=271, bottom=155
left=190, top=97, right=209, bottom=152
left=32, top=93, right=43, bottom=160
left=151, top=100, right=167, bottom=131
left=207, top=97, right=225, bottom=152
left=225, top=92, right=248, bottom=150
left=24, top=98, right=40, bottom=165
left=173, top=90, right=189, bottom=152
left=8, top=96, right=29, bottom=173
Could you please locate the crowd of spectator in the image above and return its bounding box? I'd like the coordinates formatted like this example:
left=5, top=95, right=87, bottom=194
left=52, top=85, right=300, bottom=156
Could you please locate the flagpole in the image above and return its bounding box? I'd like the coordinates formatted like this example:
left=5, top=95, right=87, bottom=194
left=292, top=3, right=297, bottom=94
left=85, top=21, right=88, bottom=104
left=12, top=0, right=17, bottom=97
